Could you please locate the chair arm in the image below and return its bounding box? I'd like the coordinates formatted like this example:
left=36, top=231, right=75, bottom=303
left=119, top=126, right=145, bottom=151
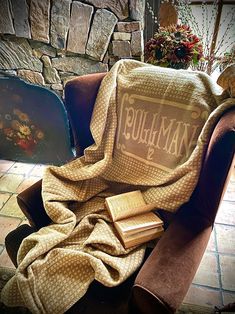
left=191, top=106, right=235, bottom=223
left=131, top=107, right=235, bottom=313
left=131, top=214, right=212, bottom=314
left=17, top=179, right=51, bottom=230
left=64, top=72, right=107, bottom=156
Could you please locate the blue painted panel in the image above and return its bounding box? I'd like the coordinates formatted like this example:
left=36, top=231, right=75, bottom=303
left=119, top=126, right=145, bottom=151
left=0, top=74, right=74, bottom=165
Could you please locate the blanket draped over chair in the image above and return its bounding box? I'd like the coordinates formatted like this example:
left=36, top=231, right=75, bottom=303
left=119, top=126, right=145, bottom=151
left=1, top=60, right=234, bottom=313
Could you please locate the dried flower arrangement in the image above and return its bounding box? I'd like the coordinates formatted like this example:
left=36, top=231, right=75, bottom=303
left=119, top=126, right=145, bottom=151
left=176, top=0, right=235, bottom=75
left=144, top=24, right=203, bottom=69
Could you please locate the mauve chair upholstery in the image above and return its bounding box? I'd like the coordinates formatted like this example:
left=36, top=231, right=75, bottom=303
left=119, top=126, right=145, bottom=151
left=5, top=73, right=235, bottom=314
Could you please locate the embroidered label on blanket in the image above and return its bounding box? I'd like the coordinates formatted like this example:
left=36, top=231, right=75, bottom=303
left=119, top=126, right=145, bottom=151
left=116, top=92, right=209, bottom=172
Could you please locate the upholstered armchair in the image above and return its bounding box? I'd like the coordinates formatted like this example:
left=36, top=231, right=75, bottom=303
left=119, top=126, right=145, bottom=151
left=5, top=72, right=235, bottom=314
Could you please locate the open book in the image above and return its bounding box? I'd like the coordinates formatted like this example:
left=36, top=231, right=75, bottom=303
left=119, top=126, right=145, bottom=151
left=105, top=190, right=164, bottom=249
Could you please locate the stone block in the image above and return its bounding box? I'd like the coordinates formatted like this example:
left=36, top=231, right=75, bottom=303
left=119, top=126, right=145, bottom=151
left=0, top=0, right=15, bottom=35
left=41, top=55, right=51, bottom=67
left=42, top=55, right=61, bottom=84
left=129, top=0, right=145, bottom=24
left=32, top=49, right=43, bottom=58
left=103, top=52, right=109, bottom=64
left=18, top=70, right=45, bottom=85
left=112, top=40, right=131, bottom=58
left=52, top=56, right=108, bottom=75
left=11, top=0, right=31, bottom=38
left=131, top=30, right=144, bottom=56
left=67, top=2, right=93, bottom=54
left=61, top=75, right=76, bottom=86
left=30, top=41, right=57, bottom=57
left=86, top=9, right=117, bottom=61
left=0, top=38, right=42, bottom=71
left=51, top=83, right=63, bottom=91
left=113, top=32, right=131, bottom=41
left=84, top=0, right=128, bottom=20
left=109, top=56, right=119, bottom=66
left=59, top=71, right=75, bottom=79
left=5, top=70, right=17, bottom=76
left=50, top=0, right=71, bottom=49
left=116, top=22, right=141, bottom=33
left=30, top=0, right=50, bottom=43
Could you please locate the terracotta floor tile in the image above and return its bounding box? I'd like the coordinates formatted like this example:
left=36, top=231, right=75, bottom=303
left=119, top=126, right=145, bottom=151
left=192, top=252, right=219, bottom=288
left=0, top=192, right=11, bottom=210
left=0, top=194, right=25, bottom=219
left=17, top=176, right=41, bottom=193
left=206, top=229, right=216, bottom=252
left=8, top=162, right=35, bottom=175
left=0, top=160, right=15, bottom=172
left=0, top=248, right=16, bottom=269
left=219, top=254, right=235, bottom=291
left=0, top=173, right=24, bottom=193
left=215, top=224, right=235, bottom=254
left=223, top=181, right=235, bottom=202
left=216, top=201, right=235, bottom=225
left=0, top=215, right=21, bottom=245
left=30, top=164, right=47, bottom=177
left=184, top=285, right=222, bottom=307
left=222, top=291, right=235, bottom=306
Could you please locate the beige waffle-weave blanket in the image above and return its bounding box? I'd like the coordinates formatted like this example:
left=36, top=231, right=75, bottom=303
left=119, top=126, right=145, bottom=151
left=1, top=60, right=234, bottom=313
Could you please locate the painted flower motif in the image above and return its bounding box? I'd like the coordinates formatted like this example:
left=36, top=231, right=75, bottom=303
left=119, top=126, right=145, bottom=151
left=11, top=120, right=21, bottom=130
left=35, top=130, right=44, bottom=140
left=5, top=114, right=12, bottom=120
left=18, top=112, right=29, bottom=123
left=4, top=128, right=14, bottom=138
left=1, top=108, right=45, bottom=155
left=13, top=108, right=22, bottom=115
left=19, top=124, right=31, bottom=136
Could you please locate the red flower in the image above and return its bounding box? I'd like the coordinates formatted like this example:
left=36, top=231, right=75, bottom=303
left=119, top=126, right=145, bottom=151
left=16, top=139, right=36, bottom=156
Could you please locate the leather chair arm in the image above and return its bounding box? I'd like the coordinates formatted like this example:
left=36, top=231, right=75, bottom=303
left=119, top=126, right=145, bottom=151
left=131, top=106, right=235, bottom=313
left=191, top=106, right=235, bottom=223
left=17, top=179, right=51, bottom=229
left=65, top=72, right=106, bottom=155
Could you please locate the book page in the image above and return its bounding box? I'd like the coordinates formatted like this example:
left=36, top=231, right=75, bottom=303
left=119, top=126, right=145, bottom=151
left=114, top=212, right=163, bottom=235
left=121, top=226, right=164, bottom=249
left=105, top=190, right=156, bottom=221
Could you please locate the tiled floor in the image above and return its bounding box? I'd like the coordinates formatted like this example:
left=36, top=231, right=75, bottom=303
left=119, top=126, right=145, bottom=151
left=0, top=159, right=234, bottom=309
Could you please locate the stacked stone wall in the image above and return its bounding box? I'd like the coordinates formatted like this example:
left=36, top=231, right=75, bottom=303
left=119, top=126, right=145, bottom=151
left=0, top=0, right=145, bottom=97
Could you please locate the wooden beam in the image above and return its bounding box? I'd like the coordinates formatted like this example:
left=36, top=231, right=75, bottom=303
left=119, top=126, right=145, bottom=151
left=207, top=0, right=223, bottom=74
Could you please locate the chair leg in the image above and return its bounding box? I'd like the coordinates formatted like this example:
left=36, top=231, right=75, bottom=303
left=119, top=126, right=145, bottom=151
left=5, top=225, right=35, bottom=267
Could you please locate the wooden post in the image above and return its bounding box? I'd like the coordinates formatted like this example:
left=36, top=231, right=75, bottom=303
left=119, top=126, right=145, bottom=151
left=207, top=0, right=223, bottom=75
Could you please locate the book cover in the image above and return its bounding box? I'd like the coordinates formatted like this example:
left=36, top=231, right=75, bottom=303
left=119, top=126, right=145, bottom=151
left=105, top=190, right=156, bottom=221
